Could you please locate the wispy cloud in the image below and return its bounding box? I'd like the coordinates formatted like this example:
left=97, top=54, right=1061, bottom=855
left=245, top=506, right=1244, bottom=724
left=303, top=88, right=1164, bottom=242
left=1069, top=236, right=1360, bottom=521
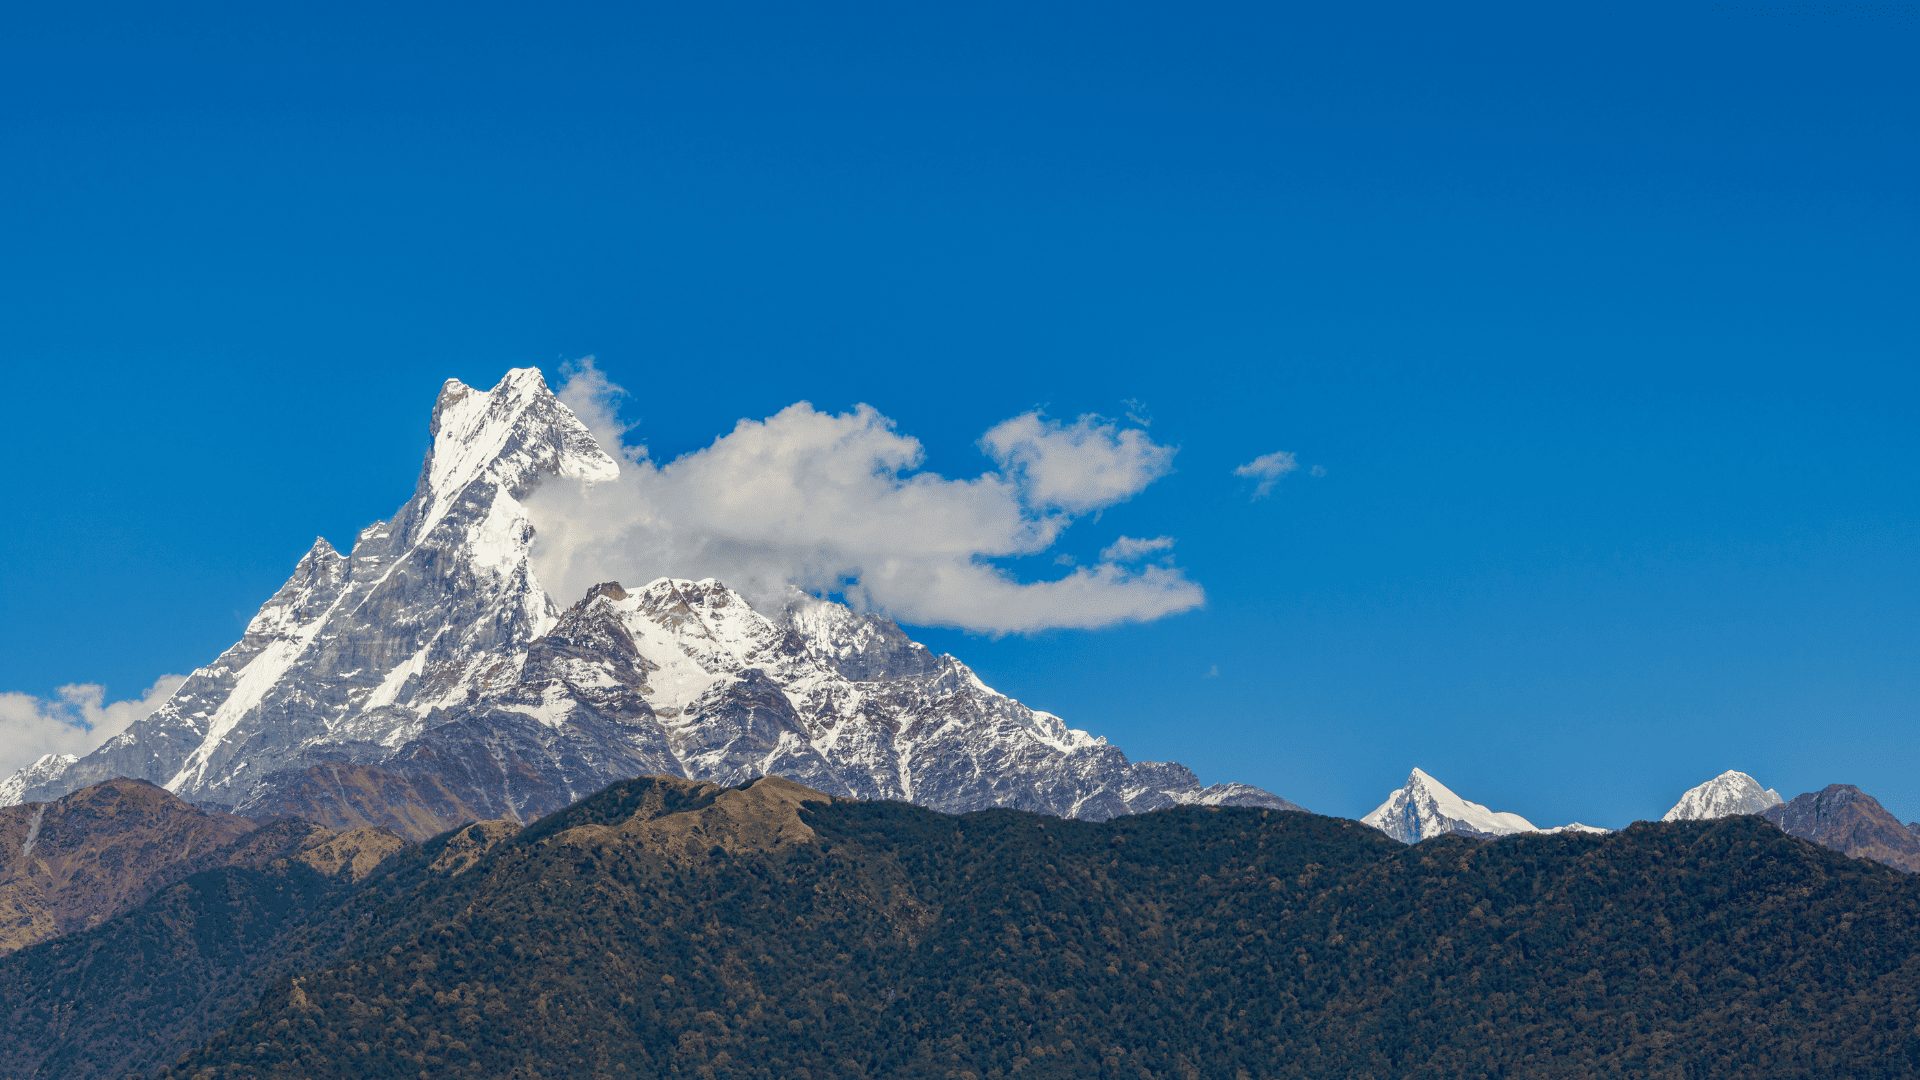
left=1234, top=450, right=1300, bottom=499
left=1100, top=535, right=1176, bottom=563
left=530, top=362, right=1203, bottom=634
left=0, top=676, right=186, bottom=775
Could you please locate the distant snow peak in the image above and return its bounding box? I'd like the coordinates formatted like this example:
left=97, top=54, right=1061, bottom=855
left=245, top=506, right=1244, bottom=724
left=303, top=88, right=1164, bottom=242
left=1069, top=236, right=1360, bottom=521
left=1661, top=770, right=1784, bottom=822
left=1362, top=767, right=1607, bottom=844
left=1363, top=767, right=1538, bottom=844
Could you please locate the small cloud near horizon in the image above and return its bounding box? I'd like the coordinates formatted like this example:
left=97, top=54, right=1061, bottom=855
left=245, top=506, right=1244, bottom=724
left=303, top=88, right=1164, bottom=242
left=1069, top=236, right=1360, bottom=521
left=0, top=676, right=187, bottom=776
left=1099, top=535, right=1176, bottom=563
left=1234, top=450, right=1306, bottom=498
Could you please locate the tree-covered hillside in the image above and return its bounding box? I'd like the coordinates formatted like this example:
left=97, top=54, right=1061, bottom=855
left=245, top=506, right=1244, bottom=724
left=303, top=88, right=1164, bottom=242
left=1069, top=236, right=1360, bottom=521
left=4, top=776, right=1917, bottom=1078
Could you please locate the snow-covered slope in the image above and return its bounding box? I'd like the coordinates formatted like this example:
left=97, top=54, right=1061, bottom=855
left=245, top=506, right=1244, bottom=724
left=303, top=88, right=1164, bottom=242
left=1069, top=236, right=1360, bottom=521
left=1361, top=768, right=1539, bottom=843
left=324, top=576, right=1264, bottom=824
left=1661, top=770, right=1783, bottom=822
left=2, top=369, right=1292, bottom=830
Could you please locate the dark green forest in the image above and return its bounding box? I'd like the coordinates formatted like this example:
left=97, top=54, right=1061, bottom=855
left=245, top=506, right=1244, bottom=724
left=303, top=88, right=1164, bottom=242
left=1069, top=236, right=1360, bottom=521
left=5, top=776, right=1918, bottom=1078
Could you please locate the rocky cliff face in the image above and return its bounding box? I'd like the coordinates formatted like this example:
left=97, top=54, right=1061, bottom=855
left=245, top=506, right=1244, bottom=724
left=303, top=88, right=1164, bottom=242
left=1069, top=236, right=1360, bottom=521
left=4, top=369, right=1289, bottom=837
left=1762, top=785, right=1920, bottom=874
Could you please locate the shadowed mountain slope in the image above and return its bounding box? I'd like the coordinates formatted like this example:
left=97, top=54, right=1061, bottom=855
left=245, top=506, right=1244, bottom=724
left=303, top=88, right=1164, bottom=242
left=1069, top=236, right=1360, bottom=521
left=1763, top=784, right=1920, bottom=874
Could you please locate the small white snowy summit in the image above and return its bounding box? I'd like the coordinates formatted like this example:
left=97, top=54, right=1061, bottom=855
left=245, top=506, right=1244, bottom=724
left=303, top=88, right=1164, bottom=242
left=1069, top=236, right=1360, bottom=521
left=0, top=754, right=75, bottom=808
left=1362, top=768, right=1539, bottom=844
left=1661, top=770, right=1783, bottom=822
left=1362, top=767, right=1608, bottom=844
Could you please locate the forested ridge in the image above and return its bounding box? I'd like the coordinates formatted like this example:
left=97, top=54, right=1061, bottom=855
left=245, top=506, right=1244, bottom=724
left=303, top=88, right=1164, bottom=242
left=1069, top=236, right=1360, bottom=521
left=4, top=775, right=1918, bottom=1078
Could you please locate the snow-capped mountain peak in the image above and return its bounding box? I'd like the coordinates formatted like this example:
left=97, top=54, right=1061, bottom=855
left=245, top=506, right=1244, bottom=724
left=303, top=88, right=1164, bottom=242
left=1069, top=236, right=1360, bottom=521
left=408, top=366, right=617, bottom=547
left=4, top=369, right=621, bottom=806
left=1661, top=770, right=1783, bottom=822
left=1, top=368, right=1293, bottom=835
left=1362, top=767, right=1539, bottom=843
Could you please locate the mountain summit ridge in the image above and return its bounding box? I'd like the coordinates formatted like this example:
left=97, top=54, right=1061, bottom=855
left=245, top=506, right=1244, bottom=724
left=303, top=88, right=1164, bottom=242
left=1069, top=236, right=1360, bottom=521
left=2, top=369, right=1290, bottom=833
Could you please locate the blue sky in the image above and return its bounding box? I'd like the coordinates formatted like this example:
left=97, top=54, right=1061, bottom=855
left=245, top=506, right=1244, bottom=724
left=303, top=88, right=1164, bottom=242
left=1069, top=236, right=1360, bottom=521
left=2, top=2, right=1915, bottom=825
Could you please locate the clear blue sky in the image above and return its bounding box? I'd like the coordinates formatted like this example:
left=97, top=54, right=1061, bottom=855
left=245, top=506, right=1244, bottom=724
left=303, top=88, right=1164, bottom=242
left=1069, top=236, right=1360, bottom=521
left=3, top=2, right=1915, bottom=825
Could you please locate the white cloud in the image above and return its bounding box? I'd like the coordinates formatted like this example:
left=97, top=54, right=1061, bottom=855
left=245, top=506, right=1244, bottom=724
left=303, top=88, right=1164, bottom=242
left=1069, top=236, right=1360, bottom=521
left=1234, top=450, right=1299, bottom=499
left=0, top=675, right=187, bottom=776
left=980, top=411, right=1176, bottom=513
left=1099, top=535, right=1176, bottom=563
left=526, top=364, right=1203, bottom=634
left=553, top=355, right=634, bottom=447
